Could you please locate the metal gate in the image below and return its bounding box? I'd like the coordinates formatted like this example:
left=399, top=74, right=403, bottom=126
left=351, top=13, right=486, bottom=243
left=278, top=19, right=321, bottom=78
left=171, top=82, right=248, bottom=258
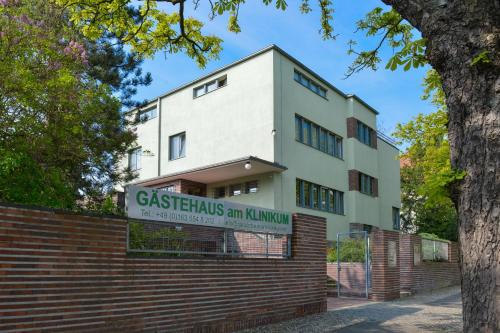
left=336, top=231, right=371, bottom=298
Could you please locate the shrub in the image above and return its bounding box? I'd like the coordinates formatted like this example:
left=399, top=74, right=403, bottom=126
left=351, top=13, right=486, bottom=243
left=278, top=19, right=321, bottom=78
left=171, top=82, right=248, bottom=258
left=326, top=238, right=366, bottom=263
left=128, top=221, right=188, bottom=256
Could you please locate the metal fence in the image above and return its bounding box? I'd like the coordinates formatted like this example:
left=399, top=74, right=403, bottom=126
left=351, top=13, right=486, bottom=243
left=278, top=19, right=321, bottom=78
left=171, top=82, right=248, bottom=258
left=336, top=231, right=370, bottom=298
left=422, top=238, right=449, bottom=261
left=127, top=219, right=291, bottom=258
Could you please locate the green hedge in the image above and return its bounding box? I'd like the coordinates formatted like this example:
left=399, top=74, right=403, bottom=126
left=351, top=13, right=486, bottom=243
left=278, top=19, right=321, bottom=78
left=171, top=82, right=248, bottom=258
left=128, top=221, right=188, bottom=256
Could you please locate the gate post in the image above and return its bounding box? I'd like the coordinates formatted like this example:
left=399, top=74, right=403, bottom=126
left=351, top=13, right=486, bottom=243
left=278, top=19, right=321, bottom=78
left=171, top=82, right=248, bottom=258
left=370, top=230, right=400, bottom=301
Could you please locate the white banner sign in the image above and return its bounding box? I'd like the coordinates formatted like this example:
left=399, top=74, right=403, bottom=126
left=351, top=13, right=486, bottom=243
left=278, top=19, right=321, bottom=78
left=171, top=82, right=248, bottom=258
left=127, top=186, right=293, bottom=234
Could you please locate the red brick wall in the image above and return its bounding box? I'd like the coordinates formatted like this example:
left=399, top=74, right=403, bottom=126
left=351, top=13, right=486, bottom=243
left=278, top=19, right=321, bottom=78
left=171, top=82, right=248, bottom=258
left=348, top=170, right=360, bottom=191
left=399, top=234, right=460, bottom=293
left=370, top=230, right=400, bottom=301
left=346, top=117, right=357, bottom=138
left=0, top=205, right=326, bottom=333
left=326, top=263, right=367, bottom=296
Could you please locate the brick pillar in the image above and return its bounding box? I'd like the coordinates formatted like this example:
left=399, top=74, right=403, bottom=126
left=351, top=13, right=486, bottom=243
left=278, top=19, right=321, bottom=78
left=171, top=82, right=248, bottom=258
left=370, top=230, right=400, bottom=301
left=292, top=213, right=327, bottom=313
left=399, top=234, right=421, bottom=291
left=448, top=241, right=459, bottom=263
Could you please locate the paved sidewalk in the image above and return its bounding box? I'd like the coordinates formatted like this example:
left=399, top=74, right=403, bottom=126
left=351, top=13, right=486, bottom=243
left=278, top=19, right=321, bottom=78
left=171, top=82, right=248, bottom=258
left=238, top=286, right=462, bottom=333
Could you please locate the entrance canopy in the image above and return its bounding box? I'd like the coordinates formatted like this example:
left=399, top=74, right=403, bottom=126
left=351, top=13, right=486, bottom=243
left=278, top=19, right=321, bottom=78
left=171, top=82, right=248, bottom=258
left=133, top=156, right=287, bottom=187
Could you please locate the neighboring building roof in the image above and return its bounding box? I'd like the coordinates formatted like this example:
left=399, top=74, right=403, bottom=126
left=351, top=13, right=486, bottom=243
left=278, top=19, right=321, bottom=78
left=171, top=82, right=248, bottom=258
left=127, top=45, right=379, bottom=115
left=400, top=157, right=411, bottom=168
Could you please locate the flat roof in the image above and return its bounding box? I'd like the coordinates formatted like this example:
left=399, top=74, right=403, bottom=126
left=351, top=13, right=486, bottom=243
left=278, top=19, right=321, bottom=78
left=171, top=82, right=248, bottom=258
left=128, top=45, right=379, bottom=115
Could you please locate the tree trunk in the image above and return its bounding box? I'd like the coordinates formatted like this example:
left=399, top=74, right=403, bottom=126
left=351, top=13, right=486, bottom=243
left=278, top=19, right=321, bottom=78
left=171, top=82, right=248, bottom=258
left=383, top=1, right=499, bottom=331
left=424, top=5, right=499, bottom=333
left=442, top=60, right=499, bottom=333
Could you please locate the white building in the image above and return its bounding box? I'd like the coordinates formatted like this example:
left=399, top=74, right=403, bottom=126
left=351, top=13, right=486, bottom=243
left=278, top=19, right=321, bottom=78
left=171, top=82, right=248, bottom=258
left=121, top=45, right=401, bottom=241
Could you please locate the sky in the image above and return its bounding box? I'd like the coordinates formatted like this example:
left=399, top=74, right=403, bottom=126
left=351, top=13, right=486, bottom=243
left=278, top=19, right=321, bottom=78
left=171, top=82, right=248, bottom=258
left=133, top=0, right=436, bottom=137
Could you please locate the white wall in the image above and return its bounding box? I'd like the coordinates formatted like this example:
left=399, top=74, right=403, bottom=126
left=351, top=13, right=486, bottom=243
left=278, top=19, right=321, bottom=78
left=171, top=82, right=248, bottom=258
left=158, top=52, right=275, bottom=175
left=377, top=139, right=401, bottom=230
left=273, top=51, right=349, bottom=240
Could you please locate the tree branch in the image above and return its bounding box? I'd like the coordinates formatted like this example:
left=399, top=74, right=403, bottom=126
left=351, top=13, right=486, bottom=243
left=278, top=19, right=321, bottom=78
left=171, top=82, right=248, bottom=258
left=380, top=0, right=433, bottom=31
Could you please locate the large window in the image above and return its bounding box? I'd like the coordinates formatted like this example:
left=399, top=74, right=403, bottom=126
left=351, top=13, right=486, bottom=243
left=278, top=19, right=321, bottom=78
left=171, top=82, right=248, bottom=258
left=359, top=173, right=374, bottom=196
left=160, top=185, right=176, bottom=192
left=295, top=115, right=343, bottom=159
left=229, top=184, right=242, bottom=196
left=213, top=180, right=259, bottom=199
left=169, top=132, right=186, bottom=160
left=294, top=70, right=327, bottom=98
left=357, top=121, right=373, bottom=146
left=193, top=75, right=227, bottom=98
left=245, top=181, right=259, bottom=194
left=137, top=106, right=157, bottom=122
left=128, top=147, right=141, bottom=171
left=296, top=179, right=344, bottom=215
left=392, top=207, right=400, bottom=230
left=213, top=186, right=226, bottom=199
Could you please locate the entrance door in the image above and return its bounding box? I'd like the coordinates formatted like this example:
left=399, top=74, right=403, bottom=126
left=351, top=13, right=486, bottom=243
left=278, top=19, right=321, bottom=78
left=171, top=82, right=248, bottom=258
left=336, top=231, right=371, bottom=298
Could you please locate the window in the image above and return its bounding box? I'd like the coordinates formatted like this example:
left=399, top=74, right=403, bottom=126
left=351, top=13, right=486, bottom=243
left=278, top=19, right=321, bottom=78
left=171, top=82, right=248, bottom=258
left=357, top=121, right=373, bottom=146
left=392, top=207, right=400, bottom=230
left=311, top=124, right=319, bottom=149
left=230, top=184, right=242, bottom=196
left=138, top=106, right=157, bottom=122
left=213, top=186, right=226, bottom=199
left=328, top=189, right=334, bottom=212
left=296, top=179, right=302, bottom=206
left=312, top=184, right=319, bottom=209
left=294, top=70, right=327, bottom=98
left=295, top=115, right=343, bottom=158
left=302, top=120, right=311, bottom=145
left=334, top=191, right=344, bottom=214
left=303, top=181, right=311, bottom=208
left=245, top=181, right=259, bottom=194
left=169, top=132, right=186, bottom=160
left=319, top=129, right=327, bottom=152
left=194, top=86, right=205, bottom=98
left=336, top=136, right=343, bottom=157
left=160, top=185, right=176, bottom=192
left=128, top=147, right=141, bottom=171
left=320, top=187, right=328, bottom=210
left=359, top=173, right=374, bottom=196
left=193, top=75, right=227, bottom=98
left=296, top=179, right=344, bottom=215
left=295, top=116, right=302, bottom=141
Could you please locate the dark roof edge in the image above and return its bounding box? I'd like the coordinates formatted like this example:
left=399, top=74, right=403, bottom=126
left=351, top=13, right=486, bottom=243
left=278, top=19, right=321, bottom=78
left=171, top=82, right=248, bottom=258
left=377, top=134, right=400, bottom=151
left=346, top=94, right=379, bottom=115
left=127, top=44, right=380, bottom=116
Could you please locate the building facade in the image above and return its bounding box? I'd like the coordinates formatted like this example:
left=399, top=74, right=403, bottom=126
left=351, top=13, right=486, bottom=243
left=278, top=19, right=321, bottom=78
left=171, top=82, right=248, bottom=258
left=121, top=45, right=401, bottom=241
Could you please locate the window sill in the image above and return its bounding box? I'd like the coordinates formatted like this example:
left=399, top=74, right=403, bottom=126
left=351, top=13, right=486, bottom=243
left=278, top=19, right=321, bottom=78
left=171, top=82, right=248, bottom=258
left=296, top=204, right=344, bottom=216
left=358, top=191, right=377, bottom=198
left=169, top=156, right=186, bottom=162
